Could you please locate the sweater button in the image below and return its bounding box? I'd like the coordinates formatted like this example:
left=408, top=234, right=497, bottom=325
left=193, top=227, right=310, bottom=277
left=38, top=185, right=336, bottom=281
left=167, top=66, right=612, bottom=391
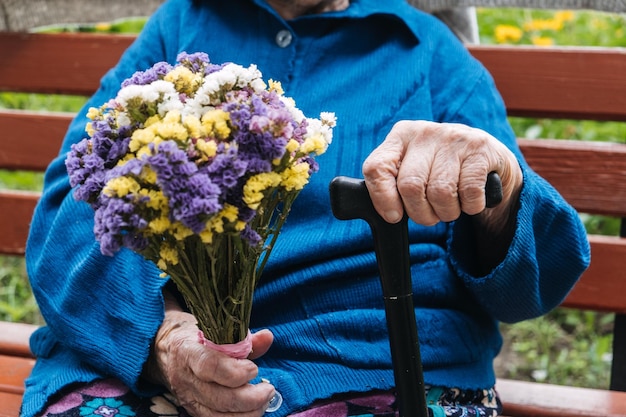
left=275, top=29, right=293, bottom=47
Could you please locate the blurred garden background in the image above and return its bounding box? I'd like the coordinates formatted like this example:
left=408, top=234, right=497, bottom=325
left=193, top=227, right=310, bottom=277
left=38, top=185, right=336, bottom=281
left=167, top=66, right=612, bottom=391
left=1, top=6, right=625, bottom=390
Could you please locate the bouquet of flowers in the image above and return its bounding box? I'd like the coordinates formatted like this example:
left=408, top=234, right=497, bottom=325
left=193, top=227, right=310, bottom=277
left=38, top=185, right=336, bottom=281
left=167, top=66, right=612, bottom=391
left=66, top=52, right=335, bottom=349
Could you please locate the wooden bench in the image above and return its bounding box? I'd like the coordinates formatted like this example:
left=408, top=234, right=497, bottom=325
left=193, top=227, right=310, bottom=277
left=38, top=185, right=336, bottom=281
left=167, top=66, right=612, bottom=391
left=1, top=30, right=626, bottom=417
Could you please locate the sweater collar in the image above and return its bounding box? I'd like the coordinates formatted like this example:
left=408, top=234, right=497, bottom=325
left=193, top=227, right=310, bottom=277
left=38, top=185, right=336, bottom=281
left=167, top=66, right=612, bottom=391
left=250, top=0, right=421, bottom=42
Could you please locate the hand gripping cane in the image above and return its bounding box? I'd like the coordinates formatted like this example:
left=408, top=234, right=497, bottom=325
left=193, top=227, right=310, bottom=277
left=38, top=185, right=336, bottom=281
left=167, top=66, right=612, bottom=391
left=329, top=172, right=502, bottom=417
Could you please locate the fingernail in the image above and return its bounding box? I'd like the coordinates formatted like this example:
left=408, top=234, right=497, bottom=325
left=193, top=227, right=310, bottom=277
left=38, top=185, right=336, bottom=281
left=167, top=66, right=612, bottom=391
left=385, top=210, right=402, bottom=223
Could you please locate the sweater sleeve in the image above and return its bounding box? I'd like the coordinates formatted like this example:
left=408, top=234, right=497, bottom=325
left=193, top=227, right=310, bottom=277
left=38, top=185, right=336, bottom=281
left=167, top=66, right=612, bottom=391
left=430, top=38, right=591, bottom=323
left=25, top=2, right=181, bottom=393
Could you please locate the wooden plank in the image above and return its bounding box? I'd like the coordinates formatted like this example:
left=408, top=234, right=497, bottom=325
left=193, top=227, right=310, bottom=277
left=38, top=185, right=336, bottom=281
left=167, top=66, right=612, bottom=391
left=0, top=110, right=70, bottom=171
left=0, top=355, right=34, bottom=394
left=469, top=45, right=626, bottom=121
left=0, top=391, right=25, bottom=417
left=497, top=378, right=626, bottom=417
left=0, top=191, right=40, bottom=256
left=519, top=139, right=626, bottom=217
left=0, top=322, right=37, bottom=358
left=562, top=235, right=626, bottom=314
left=0, top=32, right=133, bottom=96
left=1, top=34, right=626, bottom=122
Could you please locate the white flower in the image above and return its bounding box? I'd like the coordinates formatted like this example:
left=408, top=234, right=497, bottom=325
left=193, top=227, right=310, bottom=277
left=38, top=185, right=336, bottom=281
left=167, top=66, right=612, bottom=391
left=279, top=96, right=305, bottom=123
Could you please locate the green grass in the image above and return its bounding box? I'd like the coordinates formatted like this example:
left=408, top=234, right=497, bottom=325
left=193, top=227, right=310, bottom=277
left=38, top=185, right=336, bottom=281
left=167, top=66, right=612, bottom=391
left=0, top=9, right=624, bottom=389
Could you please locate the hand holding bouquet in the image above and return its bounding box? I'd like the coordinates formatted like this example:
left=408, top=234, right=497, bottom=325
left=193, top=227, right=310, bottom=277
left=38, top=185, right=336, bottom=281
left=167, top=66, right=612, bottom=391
left=66, top=52, right=335, bottom=348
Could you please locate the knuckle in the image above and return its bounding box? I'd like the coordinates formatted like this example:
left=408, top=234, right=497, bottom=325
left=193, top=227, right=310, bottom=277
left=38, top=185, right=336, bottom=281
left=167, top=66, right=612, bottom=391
left=396, top=176, right=426, bottom=197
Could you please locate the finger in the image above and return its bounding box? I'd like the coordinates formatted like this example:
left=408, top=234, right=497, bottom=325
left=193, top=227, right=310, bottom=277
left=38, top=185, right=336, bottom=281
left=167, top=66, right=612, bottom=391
left=362, top=125, right=406, bottom=224
left=194, top=347, right=260, bottom=388
left=185, top=381, right=276, bottom=415
left=248, top=329, right=274, bottom=360
left=458, top=156, right=492, bottom=215
left=424, top=152, right=462, bottom=223
left=395, top=136, right=439, bottom=226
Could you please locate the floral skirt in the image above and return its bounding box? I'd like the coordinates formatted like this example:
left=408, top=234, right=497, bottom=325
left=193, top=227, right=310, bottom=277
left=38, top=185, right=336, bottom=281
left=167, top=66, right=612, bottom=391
left=37, top=378, right=502, bottom=417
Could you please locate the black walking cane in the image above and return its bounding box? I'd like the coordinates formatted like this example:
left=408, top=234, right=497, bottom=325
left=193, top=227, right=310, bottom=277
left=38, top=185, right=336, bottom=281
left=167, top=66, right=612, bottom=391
left=329, top=172, right=502, bottom=417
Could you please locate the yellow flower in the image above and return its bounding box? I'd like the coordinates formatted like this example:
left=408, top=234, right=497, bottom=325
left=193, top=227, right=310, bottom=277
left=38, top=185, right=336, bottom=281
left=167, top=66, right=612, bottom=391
left=531, top=36, right=554, bottom=46
left=281, top=162, right=310, bottom=191
left=285, top=139, right=300, bottom=154
left=554, top=10, right=575, bottom=23
left=148, top=216, right=172, bottom=234
left=184, top=114, right=204, bottom=138
left=196, top=138, right=218, bottom=159
left=243, top=172, right=281, bottom=209
left=199, top=228, right=214, bottom=244
left=523, top=18, right=563, bottom=32
left=158, top=244, right=179, bottom=270
left=301, top=133, right=327, bottom=155
left=164, top=66, right=202, bottom=96
left=494, top=24, right=523, bottom=44
left=86, top=107, right=101, bottom=120
left=172, top=223, right=194, bottom=241
left=140, top=166, right=158, bottom=186
left=130, top=127, right=158, bottom=153
left=152, top=111, right=188, bottom=141
left=220, top=204, right=240, bottom=223
left=94, top=22, right=112, bottom=32
left=103, top=176, right=140, bottom=198
left=202, top=109, right=231, bottom=140
left=86, top=122, right=95, bottom=137
left=145, top=115, right=161, bottom=127
left=268, top=79, right=284, bottom=95
left=139, top=188, right=167, bottom=210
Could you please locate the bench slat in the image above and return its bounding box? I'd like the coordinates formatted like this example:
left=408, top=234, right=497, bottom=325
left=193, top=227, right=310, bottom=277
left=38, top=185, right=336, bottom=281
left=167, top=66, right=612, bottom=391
left=0, top=111, right=70, bottom=171
left=2, top=34, right=626, bottom=122
left=0, top=32, right=133, bottom=96
left=0, top=322, right=36, bottom=358
left=471, top=45, right=626, bottom=121
left=497, top=378, right=626, bottom=417
left=519, top=139, right=626, bottom=217
left=0, top=391, right=26, bottom=417
left=0, top=191, right=40, bottom=256
left=562, top=235, right=626, bottom=313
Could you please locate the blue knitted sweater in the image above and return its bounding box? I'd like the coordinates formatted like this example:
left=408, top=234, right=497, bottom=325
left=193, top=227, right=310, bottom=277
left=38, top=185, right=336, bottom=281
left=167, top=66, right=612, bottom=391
left=22, top=0, right=590, bottom=416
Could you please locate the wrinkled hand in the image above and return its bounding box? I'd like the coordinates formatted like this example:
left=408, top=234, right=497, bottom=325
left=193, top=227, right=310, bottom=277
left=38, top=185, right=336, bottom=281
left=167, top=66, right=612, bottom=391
left=145, top=295, right=276, bottom=417
left=363, top=121, right=523, bottom=230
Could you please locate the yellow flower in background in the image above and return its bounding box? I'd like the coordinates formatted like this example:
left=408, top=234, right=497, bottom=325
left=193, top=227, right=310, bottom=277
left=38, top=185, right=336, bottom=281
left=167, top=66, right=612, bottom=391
left=554, top=10, right=575, bottom=23
left=524, top=18, right=563, bottom=32
left=94, top=22, right=113, bottom=32
left=495, top=24, right=523, bottom=43
left=532, top=36, right=555, bottom=46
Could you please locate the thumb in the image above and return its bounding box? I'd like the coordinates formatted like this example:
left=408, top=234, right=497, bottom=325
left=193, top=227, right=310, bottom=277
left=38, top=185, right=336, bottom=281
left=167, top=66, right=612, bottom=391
left=249, top=329, right=274, bottom=359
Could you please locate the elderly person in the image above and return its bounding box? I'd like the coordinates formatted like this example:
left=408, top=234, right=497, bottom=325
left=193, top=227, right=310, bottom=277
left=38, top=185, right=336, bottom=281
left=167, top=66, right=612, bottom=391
left=22, top=0, right=589, bottom=416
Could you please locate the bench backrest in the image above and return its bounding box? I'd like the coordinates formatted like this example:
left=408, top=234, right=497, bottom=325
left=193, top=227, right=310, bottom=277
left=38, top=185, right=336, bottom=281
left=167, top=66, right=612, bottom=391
left=1, top=31, right=626, bottom=388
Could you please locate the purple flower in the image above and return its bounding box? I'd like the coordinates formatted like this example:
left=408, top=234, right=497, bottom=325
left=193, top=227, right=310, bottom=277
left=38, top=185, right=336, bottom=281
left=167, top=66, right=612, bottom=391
left=93, top=194, right=149, bottom=255
left=121, top=61, right=173, bottom=87
left=147, top=141, right=222, bottom=233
